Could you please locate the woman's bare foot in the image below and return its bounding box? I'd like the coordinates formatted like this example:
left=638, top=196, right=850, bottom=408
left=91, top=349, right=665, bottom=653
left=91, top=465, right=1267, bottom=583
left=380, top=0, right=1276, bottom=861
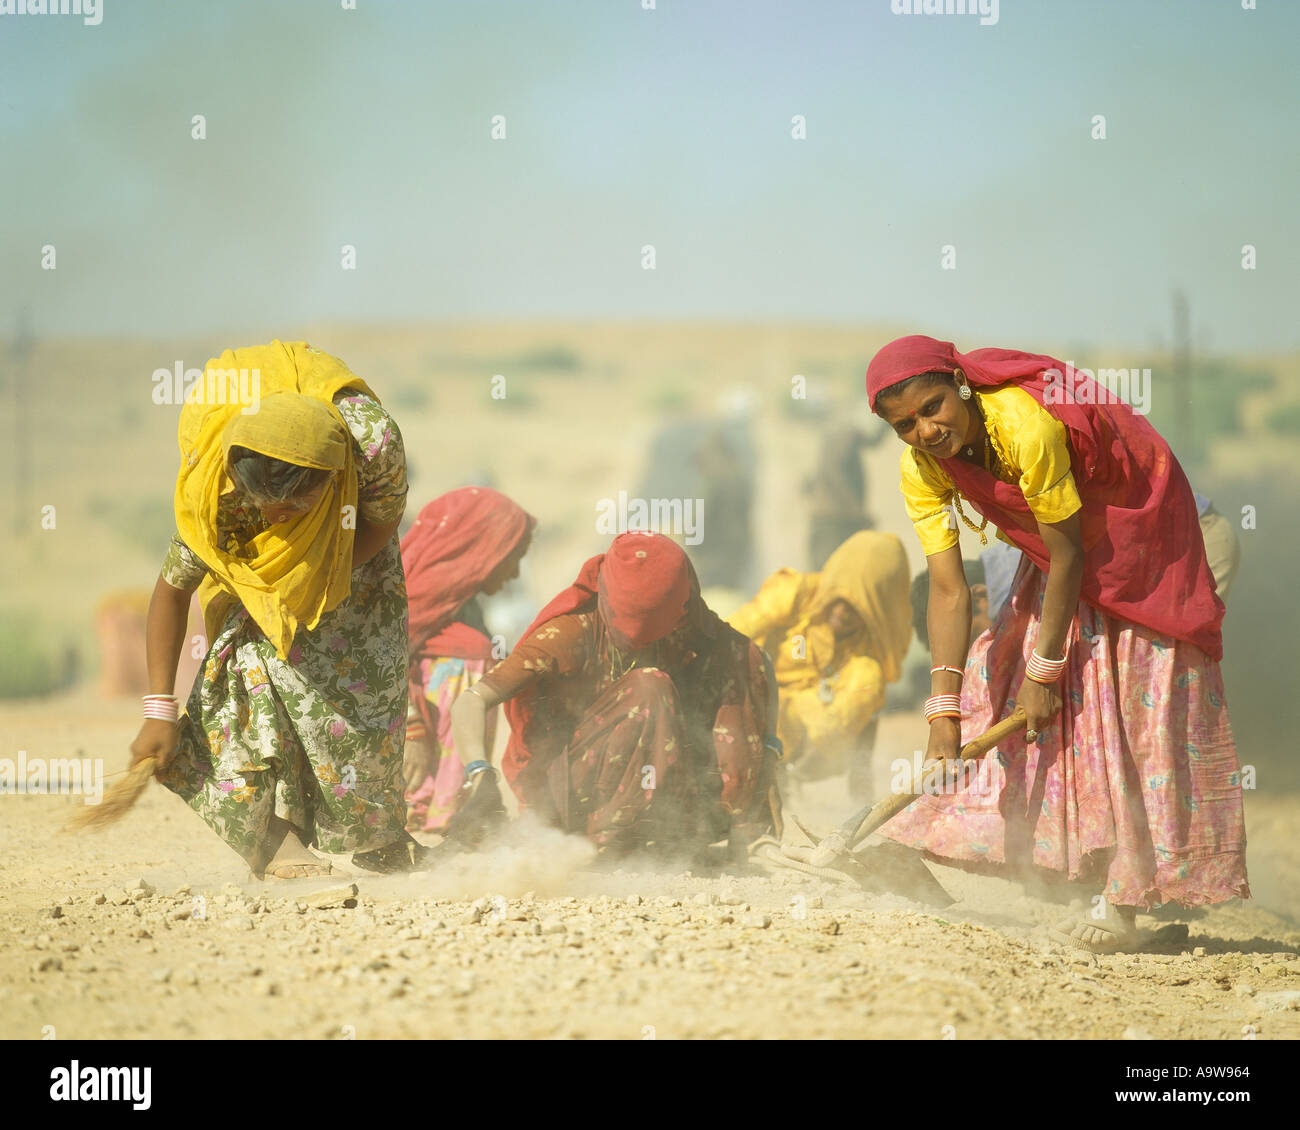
left=259, top=816, right=332, bottom=880
left=1050, top=901, right=1138, bottom=953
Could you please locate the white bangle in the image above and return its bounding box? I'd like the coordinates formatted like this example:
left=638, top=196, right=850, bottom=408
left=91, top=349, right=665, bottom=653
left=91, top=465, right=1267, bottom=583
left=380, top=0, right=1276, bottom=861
left=1025, top=649, right=1067, bottom=685
left=142, top=695, right=179, bottom=722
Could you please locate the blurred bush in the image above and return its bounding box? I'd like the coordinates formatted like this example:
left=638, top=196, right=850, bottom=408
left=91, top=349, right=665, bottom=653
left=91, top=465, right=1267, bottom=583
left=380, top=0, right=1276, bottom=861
left=0, top=609, right=68, bottom=698
left=1264, top=401, right=1300, bottom=436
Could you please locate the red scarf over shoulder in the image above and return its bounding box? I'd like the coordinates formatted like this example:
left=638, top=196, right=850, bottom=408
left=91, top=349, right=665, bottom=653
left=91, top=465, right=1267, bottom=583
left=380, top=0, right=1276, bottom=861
left=866, top=335, right=1224, bottom=659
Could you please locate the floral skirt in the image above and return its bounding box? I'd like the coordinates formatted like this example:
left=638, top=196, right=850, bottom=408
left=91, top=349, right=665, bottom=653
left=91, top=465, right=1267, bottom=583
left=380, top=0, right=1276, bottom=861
left=404, top=655, right=495, bottom=833
left=879, top=558, right=1249, bottom=908
left=161, top=539, right=410, bottom=868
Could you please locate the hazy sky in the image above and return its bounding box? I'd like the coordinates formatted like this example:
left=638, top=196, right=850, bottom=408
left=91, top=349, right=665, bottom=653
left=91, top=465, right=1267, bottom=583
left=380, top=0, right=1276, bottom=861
left=2, top=0, right=1296, bottom=351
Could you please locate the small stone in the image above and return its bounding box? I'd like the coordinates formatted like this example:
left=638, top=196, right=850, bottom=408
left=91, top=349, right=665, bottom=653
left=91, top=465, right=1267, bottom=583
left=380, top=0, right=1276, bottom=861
left=539, top=919, right=566, bottom=936
left=1233, top=984, right=1256, bottom=998
left=221, top=916, right=254, bottom=932
left=691, top=892, right=714, bottom=907
left=718, top=892, right=743, bottom=907
left=807, top=896, right=824, bottom=909
left=33, top=956, right=62, bottom=973
left=1193, top=947, right=1207, bottom=957
left=151, top=968, right=173, bottom=984
left=301, top=884, right=359, bottom=910
left=1255, top=990, right=1300, bottom=1011
left=42, top=906, right=63, bottom=919
left=741, top=913, right=771, bottom=929
left=173, top=885, right=192, bottom=898
left=625, top=894, right=642, bottom=907
left=818, top=919, right=841, bottom=936
left=91, top=893, right=106, bottom=905
left=107, top=889, right=131, bottom=906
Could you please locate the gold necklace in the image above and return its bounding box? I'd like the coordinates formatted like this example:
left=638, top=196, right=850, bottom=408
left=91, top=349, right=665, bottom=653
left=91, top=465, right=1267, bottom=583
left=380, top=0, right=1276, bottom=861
left=953, top=410, right=993, bottom=546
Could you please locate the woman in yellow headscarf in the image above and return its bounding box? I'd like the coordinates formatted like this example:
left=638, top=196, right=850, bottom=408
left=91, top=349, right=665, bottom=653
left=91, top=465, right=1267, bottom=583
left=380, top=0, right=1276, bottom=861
left=128, top=341, right=421, bottom=879
left=728, top=531, right=912, bottom=791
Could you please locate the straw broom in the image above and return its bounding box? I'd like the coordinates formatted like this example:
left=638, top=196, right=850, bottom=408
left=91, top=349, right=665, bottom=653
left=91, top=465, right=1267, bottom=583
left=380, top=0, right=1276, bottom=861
left=63, top=757, right=156, bottom=832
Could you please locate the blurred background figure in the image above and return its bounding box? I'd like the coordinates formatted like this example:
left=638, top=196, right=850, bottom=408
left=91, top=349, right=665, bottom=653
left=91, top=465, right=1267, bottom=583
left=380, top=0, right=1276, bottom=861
left=638, top=394, right=758, bottom=595
left=902, top=559, right=991, bottom=710
left=729, top=531, right=911, bottom=799
left=802, top=423, right=886, bottom=570
left=1195, top=490, right=1242, bottom=603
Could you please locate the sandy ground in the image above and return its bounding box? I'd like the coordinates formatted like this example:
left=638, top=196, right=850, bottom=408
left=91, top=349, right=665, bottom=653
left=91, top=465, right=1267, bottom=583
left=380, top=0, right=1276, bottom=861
left=2, top=690, right=1297, bottom=1041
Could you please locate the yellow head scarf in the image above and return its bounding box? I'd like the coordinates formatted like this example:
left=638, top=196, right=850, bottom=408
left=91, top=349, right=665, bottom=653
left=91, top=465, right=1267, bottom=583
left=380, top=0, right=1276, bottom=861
left=798, top=530, right=912, bottom=683
left=174, top=341, right=379, bottom=659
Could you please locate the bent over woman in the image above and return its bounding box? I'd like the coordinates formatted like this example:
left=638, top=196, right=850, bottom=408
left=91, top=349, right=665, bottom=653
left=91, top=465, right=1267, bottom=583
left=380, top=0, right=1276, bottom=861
left=450, top=531, right=776, bottom=857
left=868, top=335, right=1248, bottom=952
left=400, top=486, right=534, bottom=837
left=129, top=341, right=419, bottom=879
left=728, top=530, right=911, bottom=787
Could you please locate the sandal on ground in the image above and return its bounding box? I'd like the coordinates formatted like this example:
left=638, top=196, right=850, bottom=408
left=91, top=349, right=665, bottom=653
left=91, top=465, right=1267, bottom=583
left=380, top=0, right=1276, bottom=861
left=260, top=857, right=334, bottom=881
left=1049, top=907, right=1138, bottom=954
left=351, top=832, right=430, bottom=875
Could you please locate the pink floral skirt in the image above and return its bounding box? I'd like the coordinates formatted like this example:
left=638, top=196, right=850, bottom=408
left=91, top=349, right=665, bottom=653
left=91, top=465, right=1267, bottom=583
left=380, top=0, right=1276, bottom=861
left=405, top=656, right=495, bottom=833
left=879, top=559, right=1249, bottom=908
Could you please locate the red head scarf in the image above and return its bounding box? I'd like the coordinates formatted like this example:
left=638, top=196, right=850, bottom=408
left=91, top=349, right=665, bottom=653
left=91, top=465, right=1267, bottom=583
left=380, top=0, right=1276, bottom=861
left=866, top=335, right=1224, bottom=659
left=401, top=486, right=535, bottom=664
left=501, top=532, right=704, bottom=793
left=597, top=532, right=692, bottom=649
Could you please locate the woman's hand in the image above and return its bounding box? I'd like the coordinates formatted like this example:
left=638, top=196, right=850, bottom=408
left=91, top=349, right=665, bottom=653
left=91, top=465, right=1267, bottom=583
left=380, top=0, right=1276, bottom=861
left=925, top=716, right=961, bottom=763
left=1016, top=676, right=1061, bottom=741
left=129, top=719, right=178, bottom=779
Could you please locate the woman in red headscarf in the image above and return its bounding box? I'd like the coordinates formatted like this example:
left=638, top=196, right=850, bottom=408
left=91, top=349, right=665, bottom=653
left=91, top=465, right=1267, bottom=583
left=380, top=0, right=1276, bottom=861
left=400, top=487, right=534, bottom=839
left=867, top=335, right=1248, bottom=952
left=448, top=531, right=776, bottom=857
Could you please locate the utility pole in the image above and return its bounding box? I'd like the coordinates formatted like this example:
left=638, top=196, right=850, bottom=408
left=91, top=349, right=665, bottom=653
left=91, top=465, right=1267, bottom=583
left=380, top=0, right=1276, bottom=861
left=11, top=309, right=34, bottom=539
left=1172, top=288, right=1192, bottom=461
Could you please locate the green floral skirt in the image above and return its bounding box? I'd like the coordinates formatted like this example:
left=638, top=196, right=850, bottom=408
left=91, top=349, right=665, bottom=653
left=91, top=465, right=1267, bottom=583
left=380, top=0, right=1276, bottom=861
left=161, top=540, right=409, bottom=868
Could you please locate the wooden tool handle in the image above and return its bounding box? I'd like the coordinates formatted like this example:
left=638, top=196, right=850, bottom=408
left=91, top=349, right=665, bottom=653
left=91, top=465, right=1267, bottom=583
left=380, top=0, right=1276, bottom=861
left=850, top=707, right=1028, bottom=846
left=956, top=706, right=1027, bottom=762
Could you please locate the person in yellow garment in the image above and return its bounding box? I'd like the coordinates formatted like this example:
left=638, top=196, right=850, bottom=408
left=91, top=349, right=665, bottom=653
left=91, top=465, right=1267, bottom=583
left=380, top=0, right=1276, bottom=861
left=728, top=531, right=912, bottom=789
left=128, top=341, right=422, bottom=879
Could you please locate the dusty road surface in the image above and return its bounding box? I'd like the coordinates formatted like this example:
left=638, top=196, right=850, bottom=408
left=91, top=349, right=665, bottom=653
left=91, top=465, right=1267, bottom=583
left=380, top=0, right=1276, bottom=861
left=3, top=692, right=1298, bottom=1041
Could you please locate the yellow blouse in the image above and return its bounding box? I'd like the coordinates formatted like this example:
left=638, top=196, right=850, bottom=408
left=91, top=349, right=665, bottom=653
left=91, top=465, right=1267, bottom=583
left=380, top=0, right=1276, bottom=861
left=900, top=386, right=1082, bottom=556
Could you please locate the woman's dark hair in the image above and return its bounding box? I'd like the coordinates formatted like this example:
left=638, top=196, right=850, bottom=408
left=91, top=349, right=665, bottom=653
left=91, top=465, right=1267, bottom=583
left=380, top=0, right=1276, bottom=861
left=227, top=445, right=331, bottom=506
left=874, top=370, right=955, bottom=407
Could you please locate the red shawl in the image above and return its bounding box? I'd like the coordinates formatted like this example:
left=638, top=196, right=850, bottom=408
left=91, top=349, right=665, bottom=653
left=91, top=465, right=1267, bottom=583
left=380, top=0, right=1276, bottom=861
left=400, top=487, right=535, bottom=743
left=866, top=335, right=1224, bottom=659
left=501, top=532, right=695, bottom=791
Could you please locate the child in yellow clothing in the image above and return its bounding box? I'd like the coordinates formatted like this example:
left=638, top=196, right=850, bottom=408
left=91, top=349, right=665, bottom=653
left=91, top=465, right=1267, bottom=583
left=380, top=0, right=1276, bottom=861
left=728, top=531, right=912, bottom=783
